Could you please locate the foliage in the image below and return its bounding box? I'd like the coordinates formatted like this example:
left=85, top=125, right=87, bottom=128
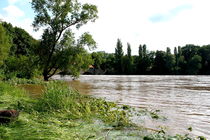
left=92, top=40, right=209, bottom=75
left=6, top=77, right=44, bottom=85
left=4, top=55, right=40, bottom=79
left=122, top=43, right=133, bottom=74
left=2, top=22, right=39, bottom=57
left=101, top=53, right=115, bottom=74
left=187, top=55, right=202, bottom=74
left=31, top=0, right=98, bottom=80
left=1, top=22, right=40, bottom=79
left=199, top=45, right=210, bottom=74
left=165, top=47, right=175, bottom=74
left=35, top=81, right=131, bottom=126
left=0, top=81, right=132, bottom=139
left=152, top=51, right=166, bottom=74
left=0, top=23, right=10, bottom=67
left=115, top=39, right=124, bottom=74
left=91, top=51, right=106, bottom=69
left=136, top=45, right=154, bottom=74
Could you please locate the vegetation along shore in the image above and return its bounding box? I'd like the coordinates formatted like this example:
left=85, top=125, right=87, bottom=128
left=0, top=79, right=206, bottom=139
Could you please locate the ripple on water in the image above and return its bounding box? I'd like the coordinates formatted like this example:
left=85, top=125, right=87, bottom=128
left=51, top=75, right=210, bottom=139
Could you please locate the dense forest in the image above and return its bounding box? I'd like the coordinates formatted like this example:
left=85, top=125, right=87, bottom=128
left=1, top=21, right=210, bottom=80
left=91, top=39, right=210, bottom=75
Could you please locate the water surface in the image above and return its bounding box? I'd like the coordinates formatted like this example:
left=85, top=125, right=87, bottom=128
left=53, top=75, right=210, bottom=138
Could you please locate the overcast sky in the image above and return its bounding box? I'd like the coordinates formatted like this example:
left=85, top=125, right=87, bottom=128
left=1, top=0, right=210, bottom=55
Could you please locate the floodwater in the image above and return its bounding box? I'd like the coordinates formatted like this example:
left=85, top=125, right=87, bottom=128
left=18, top=84, right=44, bottom=97
left=52, top=75, right=210, bottom=138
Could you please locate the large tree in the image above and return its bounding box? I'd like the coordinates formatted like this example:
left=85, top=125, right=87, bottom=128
left=115, top=39, right=124, bottom=74
left=199, top=45, right=210, bottom=74
left=137, top=44, right=151, bottom=74
left=31, top=0, right=98, bottom=80
left=122, top=43, right=133, bottom=74
left=165, top=47, right=175, bottom=74
left=152, top=51, right=166, bottom=74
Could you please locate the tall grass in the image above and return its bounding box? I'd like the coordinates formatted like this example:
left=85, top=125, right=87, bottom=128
left=0, top=81, right=33, bottom=111
left=35, top=81, right=131, bottom=126
left=0, top=81, right=202, bottom=139
left=6, top=77, right=44, bottom=85
left=0, top=81, right=133, bottom=139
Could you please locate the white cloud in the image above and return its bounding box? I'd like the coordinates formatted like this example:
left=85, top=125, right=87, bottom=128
left=8, top=0, right=19, bottom=4
left=8, top=0, right=31, bottom=5
left=149, top=4, right=192, bottom=23
left=78, top=0, right=210, bottom=55
left=17, top=18, right=42, bottom=39
left=2, top=4, right=42, bottom=39
left=2, top=0, right=210, bottom=54
left=2, top=16, right=42, bottom=39
left=3, top=5, right=24, bottom=17
left=0, top=14, right=3, bottom=19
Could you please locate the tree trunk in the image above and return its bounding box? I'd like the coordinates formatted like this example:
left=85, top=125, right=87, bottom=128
left=44, top=76, right=49, bottom=81
left=43, top=70, right=49, bottom=81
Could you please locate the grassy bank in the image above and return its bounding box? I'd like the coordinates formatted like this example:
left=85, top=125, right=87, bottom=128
left=0, top=80, right=204, bottom=139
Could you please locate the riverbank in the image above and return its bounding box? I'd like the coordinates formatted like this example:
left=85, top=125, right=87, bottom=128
left=0, top=79, right=205, bottom=139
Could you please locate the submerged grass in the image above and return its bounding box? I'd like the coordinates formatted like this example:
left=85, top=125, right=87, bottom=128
left=0, top=81, right=205, bottom=139
left=35, top=81, right=131, bottom=127
left=0, top=81, right=133, bottom=139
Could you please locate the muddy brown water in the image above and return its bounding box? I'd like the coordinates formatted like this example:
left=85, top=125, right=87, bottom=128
left=23, top=75, right=210, bottom=138
left=18, top=84, right=44, bottom=97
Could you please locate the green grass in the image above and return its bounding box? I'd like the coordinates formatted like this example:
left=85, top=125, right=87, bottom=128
left=0, top=81, right=204, bottom=139
left=0, top=81, right=135, bottom=139
left=34, top=81, right=131, bottom=127
left=6, top=77, right=44, bottom=85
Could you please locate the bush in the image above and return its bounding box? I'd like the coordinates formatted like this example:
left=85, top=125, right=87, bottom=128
left=4, top=56, right=40, bottom=79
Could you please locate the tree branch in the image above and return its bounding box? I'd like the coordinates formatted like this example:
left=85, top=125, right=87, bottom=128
left=48, top=67, right=59, bottom=78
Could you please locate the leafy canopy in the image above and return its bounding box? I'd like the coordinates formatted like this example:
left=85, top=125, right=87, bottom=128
left=31, top=0, right=98, bottom=80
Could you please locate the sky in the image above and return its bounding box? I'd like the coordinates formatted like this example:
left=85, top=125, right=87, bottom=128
left=0, top=0, right=210, bottom=55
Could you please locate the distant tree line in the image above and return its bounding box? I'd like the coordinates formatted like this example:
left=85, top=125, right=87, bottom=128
left=1, top=20, right=210, bottom=80
left=1, top=0, right=209, bottom=80
left=91, top=39, right=210, bottom=75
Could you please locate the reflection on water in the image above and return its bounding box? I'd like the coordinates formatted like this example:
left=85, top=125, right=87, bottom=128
left=53, top=75, right=210, bottom=138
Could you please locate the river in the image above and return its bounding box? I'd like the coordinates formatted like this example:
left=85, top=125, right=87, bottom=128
left=52, top=75, right=210, bottom=138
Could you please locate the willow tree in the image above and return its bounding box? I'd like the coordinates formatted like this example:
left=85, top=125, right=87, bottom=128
left=31, top=0, right=98, bottom=80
